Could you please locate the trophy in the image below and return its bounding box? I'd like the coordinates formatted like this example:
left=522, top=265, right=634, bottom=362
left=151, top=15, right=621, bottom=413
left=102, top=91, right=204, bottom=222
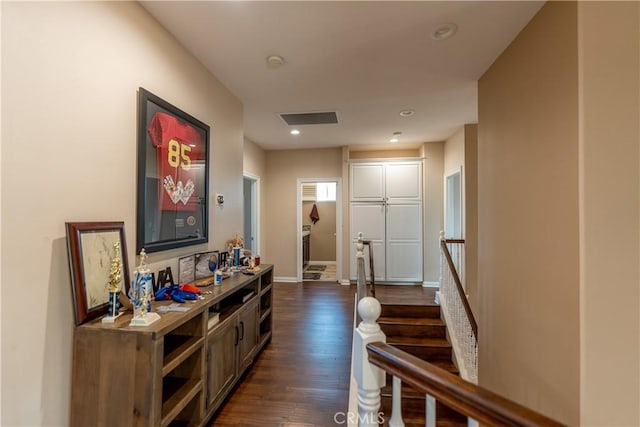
left=102, top=242, right=124, bottom=323
left=129, top=249, right=161, bottom=327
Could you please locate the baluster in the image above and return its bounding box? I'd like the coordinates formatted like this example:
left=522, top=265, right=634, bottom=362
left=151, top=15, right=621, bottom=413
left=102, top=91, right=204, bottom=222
left=425, top=394, right=436, bottom=427
left=438, top=231, right=445, bottom=286
left=354, top=297, right=386, bottom=426
left=356, top=232, right=366, bottom=304
left=389, top=376, right=405, bottom=427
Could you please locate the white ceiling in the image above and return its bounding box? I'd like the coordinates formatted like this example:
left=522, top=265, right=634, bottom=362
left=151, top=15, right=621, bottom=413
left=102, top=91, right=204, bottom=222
left=141, top=1, right=543, bottom=151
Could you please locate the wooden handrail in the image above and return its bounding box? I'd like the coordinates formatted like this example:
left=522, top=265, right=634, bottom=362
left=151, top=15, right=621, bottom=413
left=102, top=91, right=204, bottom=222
left=443, top=238, right=465, bottom=244
left=440, top=239, right=478, bottom=339
left=367, top=342, right=565, bottom=427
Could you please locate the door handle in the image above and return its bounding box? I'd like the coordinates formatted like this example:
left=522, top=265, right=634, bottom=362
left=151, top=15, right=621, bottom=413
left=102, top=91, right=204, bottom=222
left=234, top=325, right=239, bottom=346
left=240, top=321, right=245, bottom=340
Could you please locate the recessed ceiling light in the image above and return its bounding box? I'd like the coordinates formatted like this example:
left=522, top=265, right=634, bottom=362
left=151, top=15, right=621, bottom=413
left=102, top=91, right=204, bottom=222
left=400, top=109, right=415, bottom=117
left=266, top=54, right=285, bottom=68
left=432, top=23, right=458, bottom=40
left=290, top=129, right=300, bottom=135
left=390, top=131, right=402, bottom=143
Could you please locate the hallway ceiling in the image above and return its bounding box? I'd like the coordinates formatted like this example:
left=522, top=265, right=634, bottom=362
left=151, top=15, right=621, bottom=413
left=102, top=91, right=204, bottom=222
left=141, top=1, right=543, bottom=151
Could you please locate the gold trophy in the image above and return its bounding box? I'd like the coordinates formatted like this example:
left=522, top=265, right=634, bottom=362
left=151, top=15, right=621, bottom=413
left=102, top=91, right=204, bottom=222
left=102, top=242, right=124, bottom=323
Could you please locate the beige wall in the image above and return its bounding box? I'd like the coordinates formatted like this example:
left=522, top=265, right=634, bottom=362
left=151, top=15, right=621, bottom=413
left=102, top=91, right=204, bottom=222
left=350, top=148, right=420, bottom=159
left=265, top=148, right=342, bottom=279
left=578, top=2, right=639, bottom=425
left=302, top=201, right=337, bottom=262
left=1, top=2, right=243, bottom=425
left=443, top=124, right=478, bottom=312
left=420, top=142, right=445, bottom=284
left=463, top=124, right=478, bottom=315
left=478, top=2, right=580, bottom=424
left=444, top=127, right=465, bottom=176
left=243, top=138, right=268, bottom=260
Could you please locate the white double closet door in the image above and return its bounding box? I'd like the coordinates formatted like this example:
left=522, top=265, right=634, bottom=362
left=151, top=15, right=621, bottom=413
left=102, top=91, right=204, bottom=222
left=349, top=162, right=423, bottom=283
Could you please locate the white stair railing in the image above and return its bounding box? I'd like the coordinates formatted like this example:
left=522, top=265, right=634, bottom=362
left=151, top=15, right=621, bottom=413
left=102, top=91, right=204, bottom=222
left=353, top=296, right=386, bottom=426
left=352, top=234, right=408, bottom=426
left=439, top=231, right=478, bottom=384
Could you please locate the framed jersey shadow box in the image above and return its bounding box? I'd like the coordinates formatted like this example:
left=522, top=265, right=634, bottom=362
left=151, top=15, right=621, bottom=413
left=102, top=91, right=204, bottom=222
left=136, top=87, right=210, bottom=253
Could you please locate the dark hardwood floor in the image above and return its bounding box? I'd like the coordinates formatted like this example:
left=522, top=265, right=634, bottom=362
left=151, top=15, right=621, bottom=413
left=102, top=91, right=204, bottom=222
left=209, top=281, right=357, bottom=426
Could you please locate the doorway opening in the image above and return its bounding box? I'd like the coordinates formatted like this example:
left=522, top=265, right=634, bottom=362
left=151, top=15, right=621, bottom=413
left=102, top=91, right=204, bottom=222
left=296, top=178, right=342, bottom=283
left=243, top=173, right=260, bottom=256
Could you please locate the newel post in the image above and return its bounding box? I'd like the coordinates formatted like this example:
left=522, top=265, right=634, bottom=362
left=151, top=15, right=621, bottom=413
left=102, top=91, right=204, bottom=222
left=353, top=296, right=386, bottom=427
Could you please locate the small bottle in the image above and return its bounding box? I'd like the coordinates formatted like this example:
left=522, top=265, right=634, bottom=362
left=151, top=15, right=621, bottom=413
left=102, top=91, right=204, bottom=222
left=214, top=269, right=223, bottom=285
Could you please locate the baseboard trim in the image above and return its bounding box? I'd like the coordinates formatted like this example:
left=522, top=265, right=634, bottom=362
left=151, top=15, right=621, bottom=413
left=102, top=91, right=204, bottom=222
left=340, top=279, right=351, bottom=286
left=422, top=281, right=440, bottom=288
left=274, top=276, right=299, bottom=283
left=308, top=260, right=336, bottom=266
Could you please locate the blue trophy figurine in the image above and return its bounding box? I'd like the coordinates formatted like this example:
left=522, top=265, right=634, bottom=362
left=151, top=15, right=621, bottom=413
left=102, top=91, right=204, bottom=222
left=129, top=248, right=160, bottom=327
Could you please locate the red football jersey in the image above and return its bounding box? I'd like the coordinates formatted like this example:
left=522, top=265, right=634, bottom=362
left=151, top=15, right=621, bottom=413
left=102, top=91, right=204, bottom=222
left=147, top=112, right=204, bottom=211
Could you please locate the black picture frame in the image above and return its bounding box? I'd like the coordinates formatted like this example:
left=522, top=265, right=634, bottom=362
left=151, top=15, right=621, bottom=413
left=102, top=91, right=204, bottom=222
left=137, top=87, right=210, bottom=253
left=65, top=221, right=130, bottom=325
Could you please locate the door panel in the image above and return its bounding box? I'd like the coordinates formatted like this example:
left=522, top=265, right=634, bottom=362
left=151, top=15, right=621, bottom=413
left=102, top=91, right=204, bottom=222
left=238, top=299, right=258, bottom=372
left=206, top=319, right=237, bottom=409
left=386, top=203, right=422, bottom=282
left=386, top=204, right=421, bottom=240
left=350, top=203, right=385, bottom=241
left=350, top=239, right=385, bottom=281
left=350, top=164, right=384, bottom=201
left=386, top=241, right=423, bottom=281
left=385, top=162, right=422, bottom=201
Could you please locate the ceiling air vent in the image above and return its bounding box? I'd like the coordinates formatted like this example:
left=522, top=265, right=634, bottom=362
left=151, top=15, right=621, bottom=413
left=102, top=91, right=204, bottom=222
left=279, top=111, right=338, bottom=126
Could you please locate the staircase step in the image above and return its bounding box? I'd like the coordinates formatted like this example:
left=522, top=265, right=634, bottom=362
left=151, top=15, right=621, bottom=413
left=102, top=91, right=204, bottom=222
left=385, top=336, right=453, bottom=360
left=380, top=303, right=441, bottom=319
left=379, top=316, right=446, bottom=338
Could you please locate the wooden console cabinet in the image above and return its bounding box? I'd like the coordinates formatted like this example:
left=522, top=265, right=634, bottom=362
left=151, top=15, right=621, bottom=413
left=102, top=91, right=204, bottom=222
left=70, top=265, right=274, bottom=426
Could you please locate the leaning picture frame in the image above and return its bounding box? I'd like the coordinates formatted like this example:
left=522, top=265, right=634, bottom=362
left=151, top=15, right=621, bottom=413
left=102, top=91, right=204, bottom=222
left=136, top=87, right=210, bottom=253
left=65, top=221, right=130, bottom=325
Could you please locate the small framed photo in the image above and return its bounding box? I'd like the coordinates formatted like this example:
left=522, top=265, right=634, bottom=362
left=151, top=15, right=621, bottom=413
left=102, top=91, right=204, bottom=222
left=178, top=254, right=196, bottom=284
left=65, top=221, right=130, bottom=325
left=194, top=251, right=219, bottom=280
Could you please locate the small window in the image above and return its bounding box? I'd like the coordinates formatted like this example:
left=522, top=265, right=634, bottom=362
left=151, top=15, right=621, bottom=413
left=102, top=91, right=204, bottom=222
left=316, top=182, right=336, bottom=202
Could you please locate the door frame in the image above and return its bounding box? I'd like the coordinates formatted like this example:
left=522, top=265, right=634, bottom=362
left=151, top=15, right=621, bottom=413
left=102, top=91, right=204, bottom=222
left=296, top=177, right=342, bottom=283
left=243, top=172, right=260, bottom=256
left=444, top=166, right=463, bottom=239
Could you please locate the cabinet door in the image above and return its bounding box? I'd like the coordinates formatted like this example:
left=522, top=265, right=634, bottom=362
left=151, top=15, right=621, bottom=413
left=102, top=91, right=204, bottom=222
left=206, top=319, right=237, bottom=409
left=385, top=162, right=422, bottom=201
left=350, top=239, right=385, bottom=282
left=350, top=203, right=385, bottom=241
left=386, top=203, right=423, bottom=281
left=238, top=298, right=258, bottom=372
left=350, top=203, right=386, bottom=281
left=351, top=163, right=384, bottom=201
